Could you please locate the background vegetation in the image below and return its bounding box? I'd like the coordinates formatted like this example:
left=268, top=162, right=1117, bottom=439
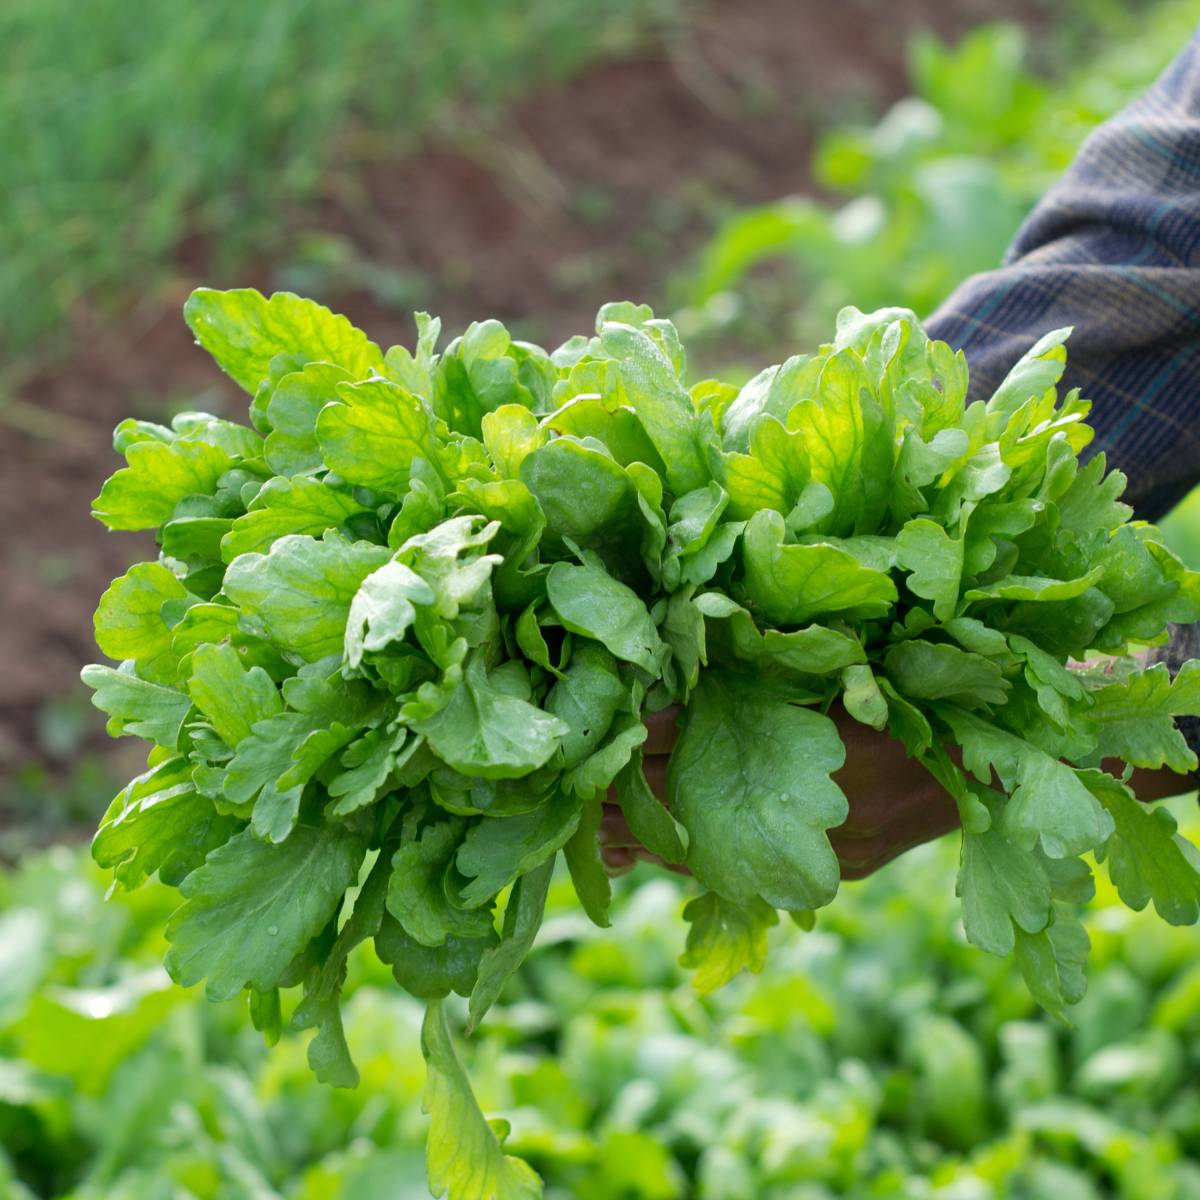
left=0, top=0, right=681, bottom=363
left=675, top=0, right=1200, bottom=370
left=3, top=1, right=1200, bottom=1197
left=4, top=803, right=1200, bottom=1199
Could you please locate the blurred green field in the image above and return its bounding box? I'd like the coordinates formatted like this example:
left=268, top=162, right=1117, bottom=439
left=0, top=0, right=679, bottom=363
left=676, top=0, right=1200, bottom=364
left=4, top=2, right=1200, bottom=1198
left=3, top=801, right=1198, bottom=1199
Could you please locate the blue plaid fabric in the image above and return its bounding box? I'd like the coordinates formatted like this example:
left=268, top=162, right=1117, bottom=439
left=927, top=27, right=1200, bottom=772
left=927, top=24, right=1200, bottom=523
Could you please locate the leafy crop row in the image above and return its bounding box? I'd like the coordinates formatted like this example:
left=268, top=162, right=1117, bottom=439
left=85, top=289, right=1200, bottom=1196
left=4, top=835, right=1199, bottom=1198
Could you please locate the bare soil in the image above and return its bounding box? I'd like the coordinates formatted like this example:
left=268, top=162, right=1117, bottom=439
left=0, top=0, right=1038, bottom=797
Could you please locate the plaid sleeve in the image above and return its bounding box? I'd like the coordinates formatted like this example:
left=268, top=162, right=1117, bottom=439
left=926, top=24, right=1200, bottom=522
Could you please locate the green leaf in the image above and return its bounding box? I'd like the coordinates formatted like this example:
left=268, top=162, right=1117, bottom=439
left=986, top=326, right=1070, bottom=416
left=263, top=362, right=353, bottom=476
left=958, top=821, right=1052, bottom=956
left=680, top=891, right=778, bottom=994
left=248, top=988, right=282, bottom=1046
left=545, top=385, right=664, bottom=472
left=421, top=1000, right=543, bottom=1200
left=964, top=568, right=1103, bottom=604
left=944, top=617, right=1010, bottom=657
left=941, top=707, right=1113, bottom=859
left=696, top=595, right=866, bottom=677
left=161, top=515, right=233, bottom=564
left=841, top=663, right=888, bottom=729
left=184, top=288, right=383, bottom=393
left=81, top=663, right=192, bottom=749
left=93, top=757, right=235, bottom=891
left=1086, top=771, right=1200, bottom=925
left=669, top=670, right=847, bottom=911
left=661, top=588, right=706, bottom=697
left=614, top=750, right=685, bottom=864
left=896, top=518, right=963, bottom=620
left=560, top=717, right=648, bottom=798
left=596, top=322, right=709, bottom=495
left=1085, top=661, right=1200, bottom=774
left=398, top=515, right=503, bottom=620
left=344, top=559, right=436, bottom=670
left=879, top=678, right=932, bottom=758
left=545, top=561, right=666, bottom=674
left=667, top=481, right=729, bottom=557
left=1006, top=753, right=1114, bottom=860
left=544, top=642, right=627, bottom=768
left=327, top=727, right=411, bottom=815
left=741, top=509, right=897, bottom=626
left=384, top=311, right=441, bottom=401
left=170, top=601, right=287, bottom=676
left=718, top=415, right=809, bottom=521
left=222, top=710, right=311, bottom=827
left=293, top=849, right=392, bottom=1087
left=316, top=378, right=442, bottom=493
left=562, top=796, right=612, bottom=927
left=436, top=319, right=544, bottom=439
left=164, top=822, right=366, bottom=1001
left=456, top=792, right=583, bottom=907
left=222, top=475, right=371, bottom=560
left=467, top=855, right=555, bottom=1033
left=93, top=438, right=235, bottom=531
left=416, top=658, right=568, bottom=780
left=680, top=520, right=743, bottom=587
left=1093, top=537, right=1200, bottom=649
left=514, top=605, right=565, bottom=680
left=1008, top=633, right=1083, bottom=728
left=519, top=438, right=638, bottom=546
left=376, top=915, right=496, bottom=1000
left=787, top=348, right=893, bottom=536
left=223, top=534, right=391, bottom=661
left=884, top=640, right=1010, bottom=707
left=1014, top=907, right=1090, bottom=1023
left=186, top=643, right=281, bottom=747
left=481, top=404, right=546, bottom=478
left=93, top=563, right=189, bottom=684
left=387, top=818, right=496, bottom=947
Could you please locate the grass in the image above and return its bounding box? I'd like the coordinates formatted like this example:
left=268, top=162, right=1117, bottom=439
left=0, top=0, right=682, bottom=363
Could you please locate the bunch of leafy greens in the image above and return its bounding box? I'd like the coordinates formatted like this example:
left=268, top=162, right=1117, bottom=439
left=85, top=288, right=1200, bottom=1199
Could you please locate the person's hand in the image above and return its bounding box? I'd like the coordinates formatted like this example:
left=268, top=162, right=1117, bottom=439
left=600, top=703, right=961, bottom=880
left=599, top=703, right=1192, bottom=881
left=599, top=705, right=693, bottom=877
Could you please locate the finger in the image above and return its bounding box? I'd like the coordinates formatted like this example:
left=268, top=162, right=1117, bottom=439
left=643, top=705, right=681, bottom=756
left=628, top=847, right=693, bottom=878
left=1111, top=762, right=1189, bottom=803
left=641, top=754, right=669, bottom=804
left=831, top=799, right=960, bottom=856
left=836, top=785, right=960, bottom=841
left=838, top=854, right=883, bottom=882
left=598, top=802, right=637, bottom=848
left=600, top=846, right=638, bottom=876
left=831, top=806, right=960, bottom=879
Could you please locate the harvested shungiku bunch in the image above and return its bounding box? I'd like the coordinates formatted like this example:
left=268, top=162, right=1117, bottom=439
left=85, top=289, right=1200, bottom=1198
